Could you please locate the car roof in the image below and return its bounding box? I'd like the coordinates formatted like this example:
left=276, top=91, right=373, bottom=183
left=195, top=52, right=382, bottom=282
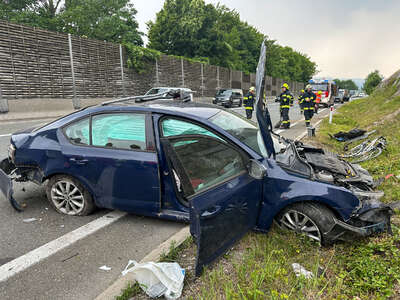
left=216, top=88, right=242, bottom=92
left=38, top=100, right=223, bottom=131
left=149, top=87, right=192, bottom=91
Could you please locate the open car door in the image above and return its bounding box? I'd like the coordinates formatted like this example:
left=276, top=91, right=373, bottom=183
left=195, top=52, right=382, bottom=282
left=161, top=135, right=266, bottom=276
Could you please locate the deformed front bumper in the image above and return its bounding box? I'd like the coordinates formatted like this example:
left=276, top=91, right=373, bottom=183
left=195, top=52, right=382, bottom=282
left=326, top=195, right=396, bottom=242
left=0, top=158, right=23, bottom=211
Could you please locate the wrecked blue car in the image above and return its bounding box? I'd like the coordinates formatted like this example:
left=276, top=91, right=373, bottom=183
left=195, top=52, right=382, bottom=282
left=0, top=42, right=395, bottom=275
left=0, top=100, right=394, bottom=275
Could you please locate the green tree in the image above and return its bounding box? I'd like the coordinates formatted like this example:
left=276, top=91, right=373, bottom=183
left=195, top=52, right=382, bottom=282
left=333, top=79, right=358, bottom=90
left=148, top=0, right=316, bottom=79
left=0, top=0, right=63, bottom=30
left=0, top=0, right=143, bottom=45
left=266, top=40, right=316, bottom=82
left=60, top=0, right=143, bottom=45
left=363, top=70, right=383, bottom=95
left=147, top=0, right=253, bottom=69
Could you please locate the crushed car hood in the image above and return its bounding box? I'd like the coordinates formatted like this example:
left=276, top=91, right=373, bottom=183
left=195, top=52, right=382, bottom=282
left=275, top=139, right=378, bottom=191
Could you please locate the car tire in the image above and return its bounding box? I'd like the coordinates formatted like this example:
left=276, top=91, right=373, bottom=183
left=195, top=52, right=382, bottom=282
left=276, top=202, right=336, bottom=245
left=46, top=175, right=95, bottom=216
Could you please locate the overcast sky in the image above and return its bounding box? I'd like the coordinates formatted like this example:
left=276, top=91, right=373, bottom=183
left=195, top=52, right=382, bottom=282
left=134, top=0, right=400, bottom=79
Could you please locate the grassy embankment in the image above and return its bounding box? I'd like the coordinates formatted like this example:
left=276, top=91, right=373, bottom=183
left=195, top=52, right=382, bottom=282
left=119, top=79, right=400, bottom=299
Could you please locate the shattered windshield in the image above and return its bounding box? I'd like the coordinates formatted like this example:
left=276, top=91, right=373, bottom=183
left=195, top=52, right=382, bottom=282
left=311, top=83, right=328, bottom=91
left=210, top=110, right=286, bottom=157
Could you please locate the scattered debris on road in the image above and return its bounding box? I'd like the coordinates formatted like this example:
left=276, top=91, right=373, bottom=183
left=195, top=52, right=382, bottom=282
left=22, top=218, right=37, bottom=223
left=121, top=260, right=185, bottom=299
left=61, top=253, right=79, bottom=263
left=99, top=265, right=112, bottom=271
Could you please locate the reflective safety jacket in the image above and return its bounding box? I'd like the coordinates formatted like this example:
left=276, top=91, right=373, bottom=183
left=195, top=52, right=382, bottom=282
left=299, top=91, right=317, bottom=110
left=297, top=92, right=305, bottom=105
left=279, top=90, right=294, bottom=109
left=316, top=93, right=322, bottom=104
left=243, top=92, right=255, bottom=110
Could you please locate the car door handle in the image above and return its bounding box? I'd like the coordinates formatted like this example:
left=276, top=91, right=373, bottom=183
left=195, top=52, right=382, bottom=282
left=69, top=157, right=88, bottom=165
left=200, top=205, right=222, bottom=219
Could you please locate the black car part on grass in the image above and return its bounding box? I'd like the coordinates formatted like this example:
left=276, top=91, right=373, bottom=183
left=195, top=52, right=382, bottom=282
left=329, top=128, right=366, bottom=142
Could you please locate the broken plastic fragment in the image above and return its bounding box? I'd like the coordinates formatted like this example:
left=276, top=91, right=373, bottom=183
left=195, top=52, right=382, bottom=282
left=99, top=265, right=112, bottom=271
left=23, top=218, right=37, bottom=223
left=291, top=263, right=313, bottom=279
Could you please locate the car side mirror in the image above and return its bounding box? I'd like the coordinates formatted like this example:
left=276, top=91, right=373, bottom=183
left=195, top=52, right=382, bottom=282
left=248, top=159, right=267, bottom=179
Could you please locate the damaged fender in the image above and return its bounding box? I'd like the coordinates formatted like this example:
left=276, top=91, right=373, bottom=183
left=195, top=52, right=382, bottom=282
left=325, top=189, right=395, bottom=242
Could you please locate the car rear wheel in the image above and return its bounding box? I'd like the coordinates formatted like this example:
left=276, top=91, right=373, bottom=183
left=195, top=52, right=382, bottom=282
left=277, top=202, right=336, bottom=245
left=46, top=175, right=94, bottom=216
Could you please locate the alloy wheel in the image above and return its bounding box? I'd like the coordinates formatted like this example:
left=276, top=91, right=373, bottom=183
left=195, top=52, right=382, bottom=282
left=50, top=180, right=85, bottom=215
left=279, top=209, right=321, bottom=242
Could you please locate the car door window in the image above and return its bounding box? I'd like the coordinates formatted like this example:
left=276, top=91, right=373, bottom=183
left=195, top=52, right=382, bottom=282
left=92, top=113, right=146, bottom=150
left=64, top=117, right=90, bottom=145
left=168, top=136, right=247, bottom=196
left=161, top=118, right=220, bottom=140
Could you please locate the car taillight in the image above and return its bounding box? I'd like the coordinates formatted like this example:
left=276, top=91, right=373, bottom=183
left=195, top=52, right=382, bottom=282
left=8, top=144, right=16, bottom=162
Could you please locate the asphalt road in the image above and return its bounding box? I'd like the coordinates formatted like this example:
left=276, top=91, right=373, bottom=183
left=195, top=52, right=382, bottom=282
left=0, top=99, right=338, bottom=299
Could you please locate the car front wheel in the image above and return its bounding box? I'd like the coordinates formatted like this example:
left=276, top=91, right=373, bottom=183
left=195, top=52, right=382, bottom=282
left=46, top=175, right=95, bottom=216
left=277, top=202, right=336, bottom=245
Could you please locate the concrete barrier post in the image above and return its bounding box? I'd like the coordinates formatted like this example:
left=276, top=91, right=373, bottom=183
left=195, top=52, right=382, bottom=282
left=0, top=84, right=9, bottom=113
left=68, top=34, right=80, bottom=109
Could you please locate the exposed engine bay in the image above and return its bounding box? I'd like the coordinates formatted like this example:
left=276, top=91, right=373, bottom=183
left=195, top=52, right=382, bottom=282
left=274, top=136, right=380, bottom=192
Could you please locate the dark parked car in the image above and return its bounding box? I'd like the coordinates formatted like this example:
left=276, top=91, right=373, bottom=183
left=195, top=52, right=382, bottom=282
left=213, top=89, right=243, bottom=108
left=0, top=100, right=394, bottom=276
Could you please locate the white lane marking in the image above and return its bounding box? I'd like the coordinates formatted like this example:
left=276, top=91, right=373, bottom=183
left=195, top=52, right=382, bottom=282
left=0, top=134, right=11, bottom=138
left=0, top=210, right=127, bottom=283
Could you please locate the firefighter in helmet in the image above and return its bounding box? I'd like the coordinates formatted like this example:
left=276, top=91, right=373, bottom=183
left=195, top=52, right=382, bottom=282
left=278, top=83, right=294, bottom=129
left=243, top=86, right=256, bottom=119
left=299, top=84, right=317, bottom=127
